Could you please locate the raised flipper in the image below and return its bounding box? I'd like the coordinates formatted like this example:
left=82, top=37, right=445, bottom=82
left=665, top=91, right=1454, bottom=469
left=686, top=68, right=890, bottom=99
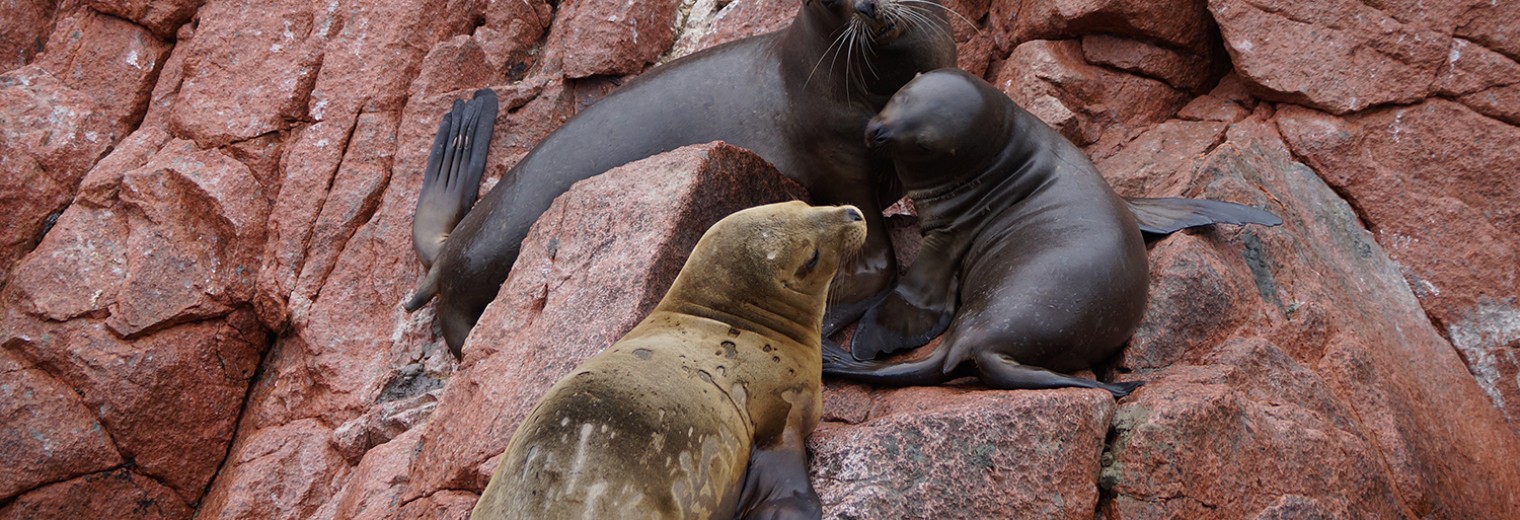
left=406, top=88, right=498, bottom=311
left=848, top=230, right=967, bottom=361
left=1125, top=197, right=1282, bottom=240
left=973, top=351, right=1142, bottom=399
left=411, top=89, right=499, bottom=267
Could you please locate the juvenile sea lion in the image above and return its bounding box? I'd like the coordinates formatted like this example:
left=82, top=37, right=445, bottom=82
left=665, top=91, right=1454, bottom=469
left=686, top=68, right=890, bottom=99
left=408, top=0, right=958, bottom=356
left=471, top=202, right=867, bottom=519
left=823, top=69, right=1280, bottom=397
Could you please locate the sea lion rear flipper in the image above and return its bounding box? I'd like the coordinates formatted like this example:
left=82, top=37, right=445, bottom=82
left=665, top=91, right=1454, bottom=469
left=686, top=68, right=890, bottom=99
left=1125, top=197, right=1282, bottom=240
left=849, top=231, right=963, bottom=361
left=410, top=88, right=499, bottom=268
left=822, top=337, right=964, bottom=386
left=974, top=351, right=1143, bottom=399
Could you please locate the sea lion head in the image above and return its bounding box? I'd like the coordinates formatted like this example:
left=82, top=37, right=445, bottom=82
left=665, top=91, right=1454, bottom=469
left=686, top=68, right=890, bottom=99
left=660, top=202, right=867, bottom=343
left=865, top=68, right=1005, bottom=175
left=797, top=0, right=959, bottom=98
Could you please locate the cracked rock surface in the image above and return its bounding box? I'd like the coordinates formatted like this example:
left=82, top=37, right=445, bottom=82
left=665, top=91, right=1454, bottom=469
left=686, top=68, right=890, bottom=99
left=1, top=0, right=1517, bottom=518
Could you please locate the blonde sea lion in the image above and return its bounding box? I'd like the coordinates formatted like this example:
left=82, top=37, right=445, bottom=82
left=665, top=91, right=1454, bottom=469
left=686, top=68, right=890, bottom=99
left=472, top=202, right=867, bottom=519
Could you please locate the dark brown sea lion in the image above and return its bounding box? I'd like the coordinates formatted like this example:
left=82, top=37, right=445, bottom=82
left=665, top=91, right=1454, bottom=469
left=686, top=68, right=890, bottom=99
left=822, top=69, right=1281, bottom=398
left=470, top=202, right=867, bottom=519
left=408, top=0, right=958, bottom=356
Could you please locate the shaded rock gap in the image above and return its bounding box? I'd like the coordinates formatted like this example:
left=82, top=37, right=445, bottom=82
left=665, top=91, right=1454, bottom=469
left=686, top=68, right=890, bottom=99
left=196, top=321, right=279, bottom=508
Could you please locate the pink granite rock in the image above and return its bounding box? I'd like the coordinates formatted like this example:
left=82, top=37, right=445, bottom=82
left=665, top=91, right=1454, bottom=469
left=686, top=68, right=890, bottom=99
left=991, top=39, right=1190, bottom=157
left=169, top=0, right=326, bottom=147
left=0, top=350, right=121, bottom=501
left=83, top=0, right=202, bottom=39
left=1099, top=112, right=1520, bottom=518
left=0, top=0, right=56, bottom=72
left=989, top=0, right=1215, bottom=54
left=0, top=468, right=193, bottom=519
left=1277, top=101, right=1520, bottom=430
left=1208, top=0, right=1450, bottom=113
left=0, top=6, right=169, bottom=288
left=812, top=387, right=1116, bottom=519
left=548, top=0, right=682, bottom=79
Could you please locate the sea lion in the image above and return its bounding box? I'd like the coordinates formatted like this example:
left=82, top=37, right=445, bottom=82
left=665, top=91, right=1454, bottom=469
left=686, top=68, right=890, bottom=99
left=471, top=202, right=868, bottom=519
left=407, top=0, right=958, bottom=356
left=822, top=69, right=1281, bottom=398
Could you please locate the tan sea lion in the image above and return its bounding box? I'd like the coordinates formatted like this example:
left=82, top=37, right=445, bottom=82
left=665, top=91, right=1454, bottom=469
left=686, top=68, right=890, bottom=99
left=406, top=0, right=959, bottom=357
left=471, top=202, right=867, bottom=519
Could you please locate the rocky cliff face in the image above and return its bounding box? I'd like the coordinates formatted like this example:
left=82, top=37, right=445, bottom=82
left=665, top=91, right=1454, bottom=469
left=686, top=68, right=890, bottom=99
left=2, top=0, right=1517, bottom=518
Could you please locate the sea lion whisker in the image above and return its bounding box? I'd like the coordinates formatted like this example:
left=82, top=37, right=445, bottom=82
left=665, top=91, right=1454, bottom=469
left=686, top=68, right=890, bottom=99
left=857, top=16, right=883, bottom=80
left=894, top=4, right=956, bottom=44
left=898, top=0, right=979, bottom=35
left=804, top=26, right=855, bottom=92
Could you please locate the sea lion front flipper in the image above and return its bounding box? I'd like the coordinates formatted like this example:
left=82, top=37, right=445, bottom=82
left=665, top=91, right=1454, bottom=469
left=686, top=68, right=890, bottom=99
left=821, top=206, right=897, bottom=337
left=1125, top=197, right=1282, bottom=240
left=975, top=351, right=1143, bottom=399
left=410, top=88, right=499, bottom=268
left=848, top=231, right=964, bottom=361
left=735, top=444, right=821, bottom=520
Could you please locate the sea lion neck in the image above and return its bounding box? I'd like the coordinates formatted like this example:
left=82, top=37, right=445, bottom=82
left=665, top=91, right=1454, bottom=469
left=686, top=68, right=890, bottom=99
left=897, top=101, right=1044, bottom=231
left=654, top=281, right=824, bottom=349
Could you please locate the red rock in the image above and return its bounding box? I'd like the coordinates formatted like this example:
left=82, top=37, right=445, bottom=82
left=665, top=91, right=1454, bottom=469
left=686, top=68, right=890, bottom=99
left=476, top=0, right=552, bottom=79
left=547, top=0, right=681, bottom=79
left=1277, top=100, right=1520, bottom=429
left=1081, top=34, right=1215, bottom=93
left=989, top=0, right=1215, bottom=55
left=307, top=0, right=487, bottom=121
left=36, top=7, right=172, bottom=126
left=1, top=312, right=266, bottom=506
left=108, top=139, right=268, bottom=337
left=812, top=387, right=1116, bottom=519
left=991, top=39, right=1190, bottom=157
left=1093, top=118, right=1230, bottom=198
left=1435, top=37, right=1520, bottom=125
left=0, top=0, right=55, bottom=71
left=1453, top=0, right=1520, bottom=60
left=1208, top=0, right=1450, bottom=113
left=319, top=428, right=427, bottom=519
left=1104, top=340, right=1406, bottom=518
left=0, top=350, right=121, bottom=501
left=170, top=0, right=325, bottom=147
left=394, top=490, right=479, bottom=519
left=667, top=0, right=785, bottom=58
left=0, top=7, right=167, bottom=287
left=196, top=419, right=348, bottom=519
left=0, top=468, right=193, bottom=519
left=1100, top=112, right=1520, bottom=518
left=0, top=67, right=118, bottom=287
left=82, top=0, right=202, bottom=39
left=406, top=143, right=807, bottom=496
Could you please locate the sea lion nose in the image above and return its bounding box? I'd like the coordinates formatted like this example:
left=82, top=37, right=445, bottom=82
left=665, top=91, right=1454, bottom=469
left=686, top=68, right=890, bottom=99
left=855, top=0, right=878, bottom=19
left=865, top=120, right=891, bottom=148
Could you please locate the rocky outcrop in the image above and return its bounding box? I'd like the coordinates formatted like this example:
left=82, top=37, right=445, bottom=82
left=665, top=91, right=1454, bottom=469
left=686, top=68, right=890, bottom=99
left=2, top=0, right=1518, bottom=518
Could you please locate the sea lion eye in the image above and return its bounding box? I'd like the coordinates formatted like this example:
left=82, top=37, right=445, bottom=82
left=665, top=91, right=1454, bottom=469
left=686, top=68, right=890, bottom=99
left=797, top=248, right=821, bottom=277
